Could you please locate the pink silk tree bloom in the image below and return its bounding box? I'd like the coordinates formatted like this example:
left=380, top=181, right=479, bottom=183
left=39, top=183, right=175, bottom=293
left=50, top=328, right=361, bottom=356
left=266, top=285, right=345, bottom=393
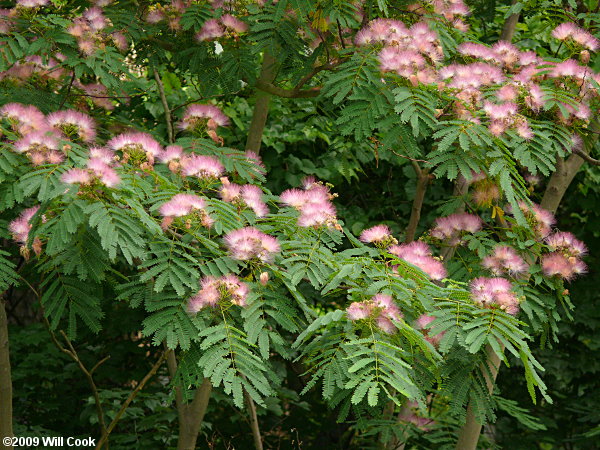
left=0, top=103, right=46, bottom=134
left=195, top=18, right=225, bottom=41
left=541, top=253, right=587, bottom=281
left=46, top=110, right=97, bottom=142
left=89, top=147, right=116, bottom=164
left=470, top=277, right=520, bottom=315
left=372, top=293, right=403, bottom=321
left=430, top=213, right=482, bottom=245
left=220, top=14, right=247, bottom=33
left=552, top=22, right=599, bottom=51
left=13, top=130, right=64, bottom=165
left=188, top=274, right=249, bottom=313
left=108, top=132, right=162, bottom=157
left=415, top=314, right=445, bottom=346
left=180, top=154, right=225, bottom=179
left=482, top=246, right=529, bottom=277
left=512, top=201, right=555, bottom=238
left=388, top=241, right=448, bottom=281
left=346, top=301, right=373, bottom=321
left=9, top=205, right=40, bottom=244
left=179, top=104, right=230, bottom=131
left=545, top=231, right=587, bottom=258
left=159, top=193, right=207, bottom=218
left=158, top=145, right=184, bottom=163
left=359, top=224, right=397, bottom=246
left=224, top=227, right=280, bottom=262
left=61, top=168, right=92, bottom=185
left=16, top=0, right=49, bottom=7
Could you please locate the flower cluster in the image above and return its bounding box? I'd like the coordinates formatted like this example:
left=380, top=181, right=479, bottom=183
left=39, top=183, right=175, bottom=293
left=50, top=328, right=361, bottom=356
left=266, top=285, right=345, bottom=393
left=359, top=224, right=398, bottom=247
left=67, top=6, right=127, bottom=55
left=430, top=213, right=482, bottom=246
left=1, top=103, right=46, bottom=135
left=224, top=227, right=280, bottom=262
left=552, top=22, right=599, bottom=52
left=178, top=104, right=230, bottom=144
left=62, top=151, right=120, bottom=188
left=470, top=176, right=500, bottom=207
left=195, top=14, right=248, bottom=41
left=541, top=231, right=587, bottom=281
left=219, top=178, right=269, bottom=217
left=470, top=277, right=520, bottom=315
left=46, top=110, right=97, bottom=143
left=279, top=177, right=340, bottom=229
left=388, top=241, right=447, bottom=281
left=8, top=205, right=43, bottom=258
left=158, top=193, right=213, bottom=229
left=513, top=202, right=555, bottom=238
left=482, top=246, right=529, bottom=277
left=13, top=129, right=64, bottom=165
left=107, top=132, right=162, bottom=169
left=346, top=293, right=403, bottom=334
left=188, top=274, right=249, bottom=313
left=180, top=154, right=225, bottom=180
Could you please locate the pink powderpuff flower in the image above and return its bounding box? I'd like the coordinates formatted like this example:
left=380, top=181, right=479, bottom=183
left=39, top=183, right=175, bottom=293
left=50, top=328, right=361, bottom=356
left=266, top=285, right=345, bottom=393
left=224, top=227, right=280, bottom=262
left=0, top=9, right=14, bottom=34
left=541, top=253, right=586, bottom=281
left=545, top=231, right=587, bottom=258
left=372, top=293, right=402, bottom=321
left=61, top=168, right=92, bottom=185
left=347, top=301, right=372, bottom=320
left=0, top=103, right=46, bottom=134
left=188, top=276, right=221, bottom=313
left=16, top=0, right=48, bottom=7
left=179, top=104, right=230, bottom=131
left=482, top=246, right=529, bottom=277
left=108, top=132, right=162, bottom=157
left=146, top=8, right=165, bottom=24
left=492, top=41, right=520, bottom=66
left=79, top=83, right=114, bottom=110
left=388, top=241, right=448, bottom=281
left=359, top=224, right=395, bottom=245
left=552, top=23, right=599, bottom=51
left=415, top=314, right=444, bottom=346
left=280, top=188, right=309, bottom=209
left=219, top=178, right=243, bottom=203
left=158, top=145, right=184, bottom=163
left=376, top=316, right=396, bottom=334
left=513, top=202, right=555, bottom=238
left=9, top=206, right=40, bottom=244
left=89, top=147, right=115, bottom=164
left=87, top=158, right=120, bottom=187
left=14, top=130, right=62, bottom=162
left=195, top=18, right=225, bottom=41
left=220, top=14, right=247, bottom=33
left=159, top=193, right=207, bottom=218
left=470, top=277, right=519, bottom=314
left=180, top=154, right=224, bottom=179
left=245, top=150, right=266, bottom=174
left=46, top=110, right=96, bottom=142
left=430, top=213, right=482, bottom=245
left=241, top=185, right=269, bottom=217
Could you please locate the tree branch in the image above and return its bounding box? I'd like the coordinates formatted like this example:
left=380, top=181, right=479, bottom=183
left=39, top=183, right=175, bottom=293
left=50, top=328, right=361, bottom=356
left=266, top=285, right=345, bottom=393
left=573, top=148, right=600, bottom=165
left=153, top=66, right=175, bottom=144
left=245, top=53, right=277, bottom=154
left=95, top=350, right=169, bottom=450
left=255, top=80, right=321, bottom=98
left=500, top=0, right=521, bottom=42
left=245, top=389, right=264, bottom=450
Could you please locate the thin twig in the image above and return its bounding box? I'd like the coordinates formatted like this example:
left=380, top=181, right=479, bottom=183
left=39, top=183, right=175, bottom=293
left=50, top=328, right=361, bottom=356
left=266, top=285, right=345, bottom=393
left=404, top=161, right=429, bottom=243
left=59, top=71, right=76, bottom=109
left=573, top=148, right=600, bottom=165
left=152, top=66, right=175, bottom=144
left=391, top=150, right=429, bottom=164
left=95, top=350, right=169, bottom=450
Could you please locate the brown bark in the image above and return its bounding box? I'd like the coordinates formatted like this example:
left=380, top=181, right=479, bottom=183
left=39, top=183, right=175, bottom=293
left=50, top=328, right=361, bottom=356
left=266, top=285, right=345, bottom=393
left=165, top=347, right=213, bottom=450
left=245, top=53, right=277, bottom=154
left=245, top=390, right=264, bottom=450
left=153, top=67, right=175, bottom=144
left=455, top=344, right=504, bottom=450
left=500, top=0, right=521, bottom=42
left=0, top=298, right=13, bottom=450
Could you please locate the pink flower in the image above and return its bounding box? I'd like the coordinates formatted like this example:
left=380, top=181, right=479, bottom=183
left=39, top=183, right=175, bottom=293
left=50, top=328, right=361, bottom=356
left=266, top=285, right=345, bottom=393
left=280, top=178, right=339, bottom=229
left=46, top=110, right=96, bottom=142
left=359, top=224, right=395, bottom=245
left=347, top=301, right=372, bottom=320
left=545, top=231, right=587, bottom=258
left=220, top=14, right=247, bottom=33
left=388, top=241, right=448, bottom=281
left=9, top=206, right=40, bottom=244
left=482, top=246, right=529, bottom=277
left=430, top=213, right=482, bottom=245
left=107, top=132, right=162, bottom=157
left=0, top=103, right=46, bottom=134
left=552, top=23, right=599, bottom=51
left=159, top=193, right=207, bottom=218
left=224, top=227, right=280, bottom=262
left=87, top=158, right=120, bottom=187
left=159, top=145, right=184, bottom=163
left=188, top=274, right=249, bottom=313
left=179, top=104, right=229, bottom=131
left=470, top=277, right=519, bottom=314
left=89, top=147, right=115, bottom=164
left=195, top=19, right=225, bottom=41
left=62, top=168, right=92, bottom=185
left=16, top=0, right=48, bottom=7
left=180, top=154, right=224, bottom=179
left=542, top=253, right=587, bottom=281
left=13, top=130, right=63, bottom=164
left=415, top=314, right=444, bottom=346
left=512, top=202, right=555, bottom=238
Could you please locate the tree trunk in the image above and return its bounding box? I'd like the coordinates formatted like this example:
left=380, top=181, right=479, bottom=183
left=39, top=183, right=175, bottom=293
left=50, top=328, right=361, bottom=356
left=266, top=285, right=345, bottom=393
left=177, top=378, right=212, bottom=450
left=245, top=53, right=277, bottom=154
left=500, top=0, right=520, bottom=42
left=0, top=298, right=13, bottom=450
left=454, top=344, right=504, bottom=450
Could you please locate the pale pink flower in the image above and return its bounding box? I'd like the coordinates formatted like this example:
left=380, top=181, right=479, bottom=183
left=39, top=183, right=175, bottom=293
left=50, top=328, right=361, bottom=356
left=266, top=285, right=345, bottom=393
left=89, top=147, right=115, bottom=164
left=46, top=110, right=96, bottom=142
left=9, top=206, right=40, bottom=244
left=159, top=193, right=207, bottom=218
left=107, top=132, right=162, bottom=156
left=389, top=241, right=448, bottom=280
left=415, top=314, right=444, bottom=346
left=16, top=0, right=48, bottom=7
left=470, top=277, right=519, bottom=314
left=180, top=154, right=224, bottom=179
left=195, top=19, right=225, bottom=41
left=542, top=253, right=586, bottom=281
left=430, top=213, right=482, bottom=245
left=224, top=227, right=280, bottom=262
left=62, top=168, right=92, bottom=185
left=179, top=104, right=229, bottom=131
left=359, top=224, right=394, bottom=244
left=159, top=145, right=184, bottom=163
left=545, top=231, right=587, bottom=258
left=188, top=274, right=249, bottom=313
left=347, top=301, right=372, bottom=320
left=0, top=103, right=46, bottom=134
left=220, top=14, right=247, bottom=33
left=552, top=22, right=599, bottom=51
left=482, top=246, right=528, bottom=276
left=513, top=202, right=555, bottom=238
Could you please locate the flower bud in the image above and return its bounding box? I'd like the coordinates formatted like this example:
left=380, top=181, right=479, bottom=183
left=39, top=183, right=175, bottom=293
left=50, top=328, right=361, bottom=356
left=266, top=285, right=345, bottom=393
left=259, top=272, right=269, bottom=286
